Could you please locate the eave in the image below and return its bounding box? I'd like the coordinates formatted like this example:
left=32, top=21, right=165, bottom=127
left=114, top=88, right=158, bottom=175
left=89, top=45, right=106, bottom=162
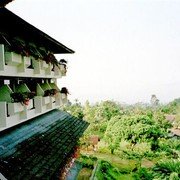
left=0, top=8, right=75, bottom=54
left=0, top=0, right=14, bottom=7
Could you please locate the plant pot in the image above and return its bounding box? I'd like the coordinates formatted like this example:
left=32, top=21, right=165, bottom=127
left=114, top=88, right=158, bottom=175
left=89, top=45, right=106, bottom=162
left=60, top=64, right=66, bottom=76
left=8, top=102, right=24, bottom=115
left=32, top=58, right=41, bottom=74
left=61, top=93, right=67, bottom=100
left=51, top=96, right=56, bottom=103
left=41, top=60, right=49, bottom=69
left=54, top=65, right=61, bottom=76
left=5, top=52, right=22, bottom=66
left=45, top=63, right=53, bottom=75
left=23, top=56, right=31, bottom=68
left=23, top=99, right=30, bottom=106
left=42, top=96, right=50, bottom=105
left=26, top=99, right=34, bottom=110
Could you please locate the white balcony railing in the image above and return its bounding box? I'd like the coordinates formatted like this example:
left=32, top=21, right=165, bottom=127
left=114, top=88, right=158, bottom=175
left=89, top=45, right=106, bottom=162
left=0, top=92, right=66, bottom=130
left=0, top=44, right=65, bottom=78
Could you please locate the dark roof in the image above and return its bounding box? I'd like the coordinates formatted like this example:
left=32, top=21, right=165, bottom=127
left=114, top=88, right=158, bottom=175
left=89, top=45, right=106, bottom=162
left=0, top=8, right=74, bottom=54
left=0, top=0, right=14, bottom=7
left=0, top=109, right=89, bottom=179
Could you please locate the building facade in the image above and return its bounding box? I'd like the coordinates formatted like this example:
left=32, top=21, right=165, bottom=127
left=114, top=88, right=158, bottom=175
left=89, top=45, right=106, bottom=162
left=0, top=8, right=74, bottom=131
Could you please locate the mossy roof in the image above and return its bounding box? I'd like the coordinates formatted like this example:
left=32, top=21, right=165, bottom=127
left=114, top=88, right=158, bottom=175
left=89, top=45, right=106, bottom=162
left=0, top=109, right=89, bottom=179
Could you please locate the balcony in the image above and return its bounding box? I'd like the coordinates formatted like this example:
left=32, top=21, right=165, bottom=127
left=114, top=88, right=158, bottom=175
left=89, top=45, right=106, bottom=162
left=0, top=83, right=68, bottom=130
left=0, top=44, right=66, bottom=78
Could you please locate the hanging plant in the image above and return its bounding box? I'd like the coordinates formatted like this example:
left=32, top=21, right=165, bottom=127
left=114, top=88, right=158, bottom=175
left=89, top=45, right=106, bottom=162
left=59, top=59, right=68, bottom=64
left=10, top=92, right=35, bottom=106
left=43, top=52, right=59, bottom=71
left=60, top=87, right=69, bottom=95
left=43, top=53, right=68, bottom=72
left=10, top=39, right=30, bottom=57
left=44, top=89, right=59, bottom=97
left=28, top=45, right=43, bottom=59
left=49, top=89, right=58, bottom=95
left=59, top=59, right=68, bottom=74
left=43, top=53, right=56, bottom=64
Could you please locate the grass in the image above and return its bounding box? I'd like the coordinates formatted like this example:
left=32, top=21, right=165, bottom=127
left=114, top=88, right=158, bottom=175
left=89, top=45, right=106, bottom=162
left=81, top=151, right=137, bottom=171
left=77, top=168, right=92, bottom=180
left=79, top=150, right=157, bottom=179
left=93, top=160, right=136, bottom=180
left=118, top=174, right=135, bottom=180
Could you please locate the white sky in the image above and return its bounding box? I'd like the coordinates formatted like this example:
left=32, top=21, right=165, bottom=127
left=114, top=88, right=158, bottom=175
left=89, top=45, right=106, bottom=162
left=7, top=0, right=180, bottom=104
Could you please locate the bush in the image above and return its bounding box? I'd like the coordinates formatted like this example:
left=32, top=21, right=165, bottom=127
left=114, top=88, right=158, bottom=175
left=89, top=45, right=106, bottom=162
left=98, top=141, right=110, bottom=154
left=122, top=150, right=143, bottom=159
left=152, top=159, right=180, bottom=179
left=133, top=143, right=152, bottom=155
left=134, top=167, right=153, bottom=180
left=78, top=154, right=97, bottom=169
left=119, top=142, right=153, bottom=160
left=158, top=138, right=180, bottom=158
left=98, top=146, right=110, bottom=154
left=95, top=160, right=122, bottom=180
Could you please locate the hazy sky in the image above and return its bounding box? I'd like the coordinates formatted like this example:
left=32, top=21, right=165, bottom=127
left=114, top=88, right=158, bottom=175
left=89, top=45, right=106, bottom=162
left=7, top=0, right=180, bottom=104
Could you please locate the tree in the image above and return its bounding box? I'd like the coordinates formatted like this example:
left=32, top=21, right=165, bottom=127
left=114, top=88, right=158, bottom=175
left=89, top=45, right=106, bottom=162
left=63, top=99, right=84, bottom=119
left=150, top=95, right=159, bottom=106
left=104, top=114, right=170, bottom=153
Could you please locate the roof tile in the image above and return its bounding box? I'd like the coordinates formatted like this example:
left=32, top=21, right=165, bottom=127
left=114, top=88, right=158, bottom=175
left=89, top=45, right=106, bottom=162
left=0, top=109, right=89, bottom=179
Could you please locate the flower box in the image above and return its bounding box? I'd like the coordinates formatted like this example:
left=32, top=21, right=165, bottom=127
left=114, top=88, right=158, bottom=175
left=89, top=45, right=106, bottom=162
left=26, top=99, right=34, bottom=110
left=51, top=96, right=56, bottom=103
left=61, top=93, right=68, bottom=101
left=41, top=60, right=48, bottom=69
left=8, top=102, right=24, bottom=116
left=23, top=56, right=31, bottom=68
left=60, top=64, right=66, bottom=76
left=34, top=96, right=42, bottom=113
left=42, top=96, right=50, bottom=105
left=5, top=52, right=22, bottom=66
left=61, top=93, right=68, bottom=104
left=32, top=58, right=41, bottom=74
left=45, top=63, right=53, bottom=75
left=55, top=95, right=61, bottom=106
left=54, top=65, right=61, bottom=76
left=61, top=93, right=67, bottom=100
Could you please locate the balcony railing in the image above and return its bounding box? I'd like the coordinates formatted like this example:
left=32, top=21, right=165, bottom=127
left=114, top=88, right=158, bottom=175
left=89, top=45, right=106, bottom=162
left=0, top=83, right=68, bottom=130
left=0, top=44, right=67, bottom=78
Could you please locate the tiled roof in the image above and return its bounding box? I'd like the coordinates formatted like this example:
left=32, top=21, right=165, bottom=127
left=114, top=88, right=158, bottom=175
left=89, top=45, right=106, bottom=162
left=0, top=109, right=89, bottom=179
left=165, top=114, right=176, bottom=122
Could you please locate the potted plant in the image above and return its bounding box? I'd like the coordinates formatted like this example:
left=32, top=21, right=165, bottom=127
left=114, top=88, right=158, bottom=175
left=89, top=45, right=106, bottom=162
left=49, top=89, right=58, bottom=96
left=43, top=52, right=59, bottom=71
left=59, top=59, right=67, bottom=75
left=43, top=89, right=59, bottom=97
left=28, top=44, right=43, bottom=60
left=10, top=92, right=35, bottom=106
left=5, top=38, right=31, bottom=67
left=10, top=39, right=30, bottom=57
left=60, top=87, right=69, bottom=100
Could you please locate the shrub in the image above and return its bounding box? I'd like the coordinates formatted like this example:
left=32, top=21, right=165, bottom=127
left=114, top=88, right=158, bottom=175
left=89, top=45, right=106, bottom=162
left=95, top=160, right=122, bottom=180
left=78, top=154, right=97, bottom=169
left=152, top=159, right=180, bottom=179
left=135, top=167, right=153, bottom=180
left=133, top=143, right=151, bottom=155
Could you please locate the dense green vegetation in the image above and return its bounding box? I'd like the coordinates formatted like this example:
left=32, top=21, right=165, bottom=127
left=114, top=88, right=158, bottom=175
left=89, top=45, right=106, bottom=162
left=64, top=98, right=180, bottom=179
